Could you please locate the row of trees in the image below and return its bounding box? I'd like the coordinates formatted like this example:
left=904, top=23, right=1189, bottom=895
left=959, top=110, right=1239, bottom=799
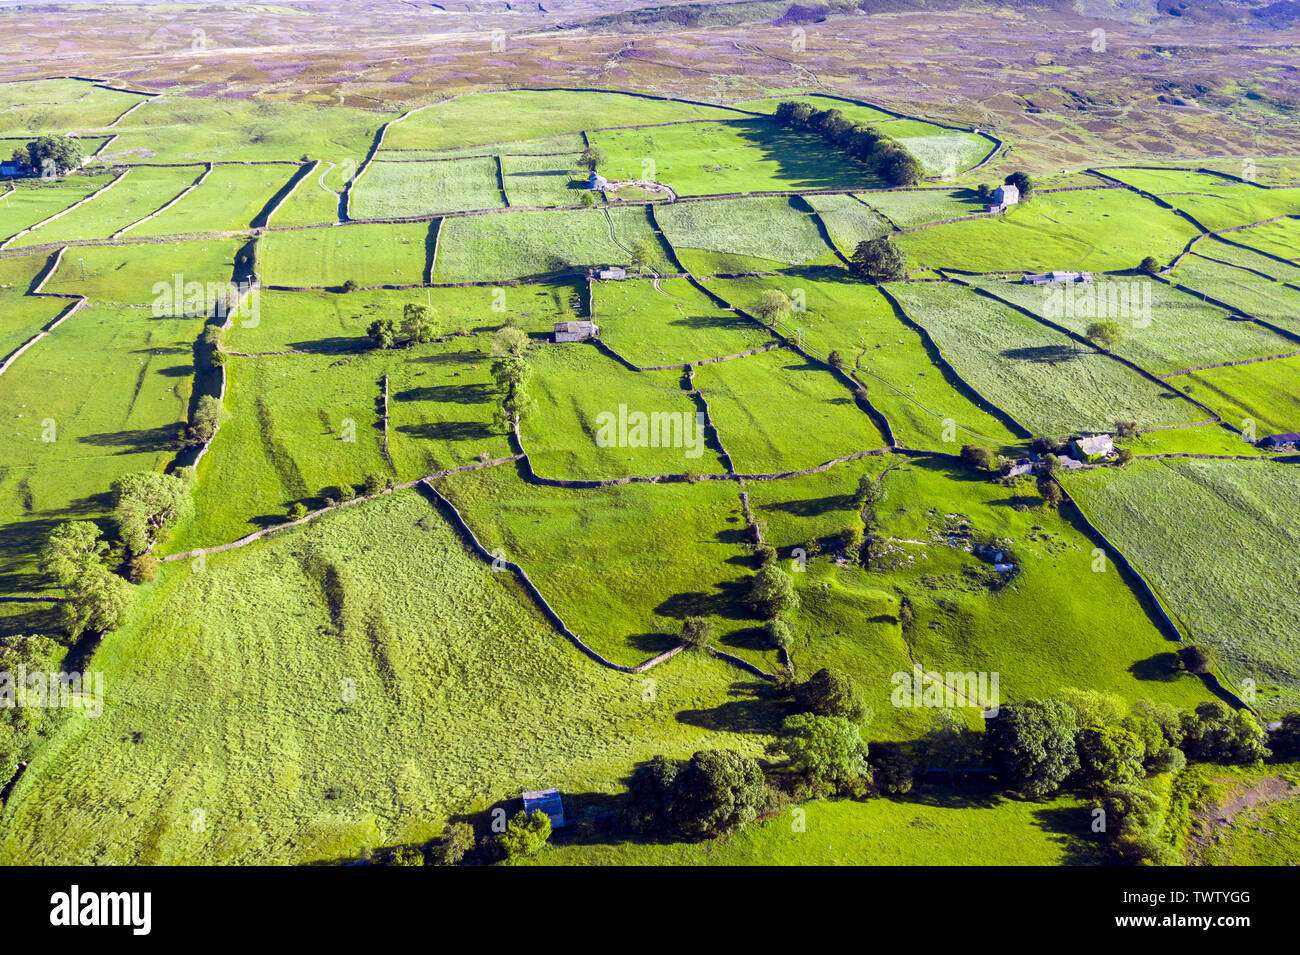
left=773, top=101, right=925, bottom=186
left=12, top=135, right=83, bottom=177
left=367, top=303, right=438, bottom=350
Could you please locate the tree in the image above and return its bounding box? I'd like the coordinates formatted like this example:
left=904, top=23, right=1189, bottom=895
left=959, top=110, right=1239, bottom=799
left=770, top=713, right=872, bottom=797
left=1178, top=644, right=1217, bottom=675
left=491, top=325, right=529, bottom=357
left=1115, top=448, right=1134, bottom=466
left=367, top=317, right=399, bottom=349
left=111, top=469, right=195, bottom=555
left=849, top=237, right=907, bottom=283
left=748, top=564, right=799, bottom=618
left=629, top=238, right=653, bottom=274
left=341, top=279, right=359, bottom=293
left=880, top=148, right=925, bottom=186
left=430, top=821, right=475, bottom=866
left=185, top=394, right=229, bottom=448
left=960, top=443, right=997, bottom=471
left=854, top=474, right=886, bottom=507
left=1179, top=702, right=1269, bottom=764
left=835, top=524, right=864, bottom=557
left=389, top=846, right=424, bottom=866
left=868, top=740, right=917, bottom=794
left=1037, top=474, right=1063, bottom=508
left=827, top=350, right=845, bottom=369
left=680, top=616, right=716, bottom=649
left=1075, top=724, right=1146, bottom=789
left=1004, top=170, right=1034, bottom=199
left=1268, top=713, right=1300, bottom=761
left=623, top=754, right=681, bottom=833
left=754, top=289, right=792, bottom=326
left=1115, top=420, right=1140, bottom=440
left=976, top=183, right=993, bottom=201
left=669, top=750, right=769, bottom=838
left=764, top=617, right=792, bottom=651
left=794, top=667, right=869, bottom=722
left=1086, top=319, right=1123, bottom=351
left=1139, top=255, right=1160, bottom=274
left=580, top=143, right=607, bottom=170
left=361, top=473, right=385, bottom=496
left=496, top=809, right=551, bottom=858
left=41, top=522, right=132, bottom=638
left=401, top=303, right=436, bottom=344
left=983, top=698, right=1081, bottom=798
left=1099, top=783, right=1164, bottom=841
left=490, top=355, right=532, bottom=431
left=18, top=135, right=82, bottom=177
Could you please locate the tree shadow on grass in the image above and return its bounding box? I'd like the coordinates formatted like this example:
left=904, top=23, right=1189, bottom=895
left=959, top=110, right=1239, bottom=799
left=287, top=336, right=367, bottom=353
left=1129, top=651, right=1182, bottom=682
left=675, top=679, right=789, bottom=735
left=758, top=492, right=855, bottom=518
left=76, top=423, right=179, bottom=454
left=397, top=421, right=494, bottom=442
left=394, top=383, right=492, bottom=404
left=1001, top=344, right=1079, bottom=364
left=655, top=578, right=754, bottom=622
left=626, top=630, right=683, bottom=655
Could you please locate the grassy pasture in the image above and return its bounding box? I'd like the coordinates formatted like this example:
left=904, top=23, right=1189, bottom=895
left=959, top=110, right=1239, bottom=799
left=0, top=490, right=774, bottom=864
left=107, top=96, right=390, bottom=164
left=856, top=188, right=984, bottom=229
left=588, top=119, right=882, bottom=195
left=804, top=193, right=891, bottom=254
left=888, top=281, right=1206, bottom=434
left=739, top=95, right=894, bottom=124
left=44, top=239, right=241, bottom=305
left=0, top=304, right=205, bottom=595
left=520, top=344, right=726, bottom=480
left=518, top=790, right=1101, bottom=865
left=1102, top=168, right=1300, bottom=230
left=441, top=463, right=768, bottom=669
left=432, top=206, right=671, bottom=283
left=869, top=119, right=994, bottom=176
left=692, top=346, right=887, bottom=474
left=969, top=276, right=1295, bottom=377
left=259, top=222, right=432, bottom=288
left=1170, top=356, right=1300, bottom=436
left=0, top=79, right=147, bottom=135
left=0, top=252, right=65, bottom=359
left=655, top=196, right=838, bottom=274
left=1065, top=458, right=1300, bottom=716
left=1233, top=217, right=1300, bottom=261
left=0, top=173, right=116, bottom=244
left=895, top=189, right=1201, bottom=272
left=1198, top=239, right=1300, bottom=283
left=350, top=158, right=505, bottom=219
left=593, top=277, right=770, bottom=368
left=499, top=153, right=586, bottom=207
left=129, top=163, right=297, bottom=235
left=383, top=90, right=743, bottom=151
left=1169, top=253, right=1300, bottom=336
left=704, top=273, right=1022, bottom=451
left=12, top=166, right=203, bottom=246
left=269, top=159, right=353, bottom=226
left=379, top=133, right=587, bottom=161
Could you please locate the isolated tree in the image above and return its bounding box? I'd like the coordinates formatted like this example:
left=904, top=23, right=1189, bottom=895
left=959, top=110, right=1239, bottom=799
left=490, top=354, right=532, bottom=431
left=1115, top=448, right=1135, bottom=466
left=580, top=143, right=607, bottom=171
left=18, top=135, right=82, bottom=177
left=680, top=616, right=716, bottom=649
left=849, top=237, right=907, bottom=283
left=1004, top=170, right=1034, bottom=199
left=111, top=469, right=195, bottom=554
left=983, top=698, right=1081, bottom=798
left=976, top=183, right=993, bottom=202
left=764, top=617, right=793, bottom=651
left=770, top=713, right=872, bottom=797
left=430, top=822, right=475, bottom=866
left=496, top=809, right=552, bottom=858
left=401, top=302, right=436, bottom=344
left=1178, top=643, right=1217, bottom=675
left=367, top=317, right=399, bottom=350
left=854, top=473, right=886, bottom=508
left=960, top=443, right=997, bottom=471
left=629, top=238, right=653, bottom=274
left=1114, top=420, right=1140, bottom=440
left=1037, top=474, right=1063, bottom=508
left=795, top=667, right=869, bottom=722
left=827, top=350, right=845, bottom=369
left=748, top=564, right=799, bottom=618
left=491, top=325, right=529, bottom=357
left=1139, top=255, right=1160, bottom=274
left=754, top=289, right=792, bottom=326
left=1086, top=320, right=1123, bottom=351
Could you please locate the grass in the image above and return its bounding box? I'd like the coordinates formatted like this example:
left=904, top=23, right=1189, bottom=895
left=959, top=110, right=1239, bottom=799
left=0, top=304, right=205, bottom=595
left=888, top=281, right=1207, bottom=435
left=1233, top=217, right=1300, bottom=261
left=1064, top=458, right=1300, bottom=717
left=0, top=252, right=66, bottom=359
left=520, top=344, right=727, bottom=480
left=12, top=166, right=202, bottom=246
left=588, top=119, right=882, bottom=196
left=592, top=277, right=771, bottom=368
left=128, top=162, right=298, bottom=235
left=379, top=133, right=587, bottom=161
left=517, top=789, right=1102, bottom=865
left=432, top=206, right=672, bottom=283
left=704, top=273, right=1023, bottom=452
left=691, top=346, right=888, bottom=474
left=350, top=158, right=505, bottom=218
left=1168, top=356, right=1300, bottom=436
left=856, top=187, right=984, bottom=229
left=1100, top=168, right=1300, bottom=231
left=440, top=463, right=769, bottom=669
left=269, top=159, right=352, bottom=226
left=968, top=276, right=1296, bottom=377
left=804, top=194, right=891, bottom=254
left=1168, top=253, right=1300, bottom=336
left=655, top=196, right=838, bottom=273
left=0, top=79, right=148, bottom=135
left=0, top=489, right=773, bottom=864
left=382, top=90, right=743, bottom=151
left=869, top=119, right=994, bottom=176
left=895, top=189, right=1201, bottom=272
left=44, top=239, right=242, bottom=305
left=499, top=153, right=586, bottom=207
left=259, top=222, right=432, bottom=288
left=0, top=173, right=116, bottom=244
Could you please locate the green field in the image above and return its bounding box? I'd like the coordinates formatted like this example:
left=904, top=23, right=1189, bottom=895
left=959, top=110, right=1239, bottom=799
left=1168, top=252, right=1300, bottom=336
left=499, top=153, right=586, bottom=207
left=0, top=173, right=117, bottom=245
left=1065, top=458, right=1300, bottom=716
left=12, top=165, right=203, bottom=246
left=0, top=78, right=148, bottom=136
left=857, top=188, right=984, bottom=229
left=655, top=196, right=839, bottom=274
left=259, top=222, right=432, bottom=288
left=128, top=162, right=297, bottom=235
left=804, top=193, right=892, bottom=254
left=1168, top=356, right=1300, bottom=435
left=350, top=158, right=505, bottom=219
